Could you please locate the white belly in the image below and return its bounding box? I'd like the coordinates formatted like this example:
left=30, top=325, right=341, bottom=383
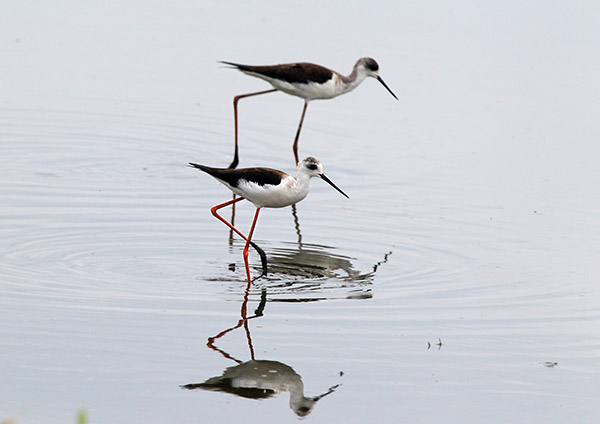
left=261, top=74, right=345, bottom=101
left=233, top=177, right=309, bottom=208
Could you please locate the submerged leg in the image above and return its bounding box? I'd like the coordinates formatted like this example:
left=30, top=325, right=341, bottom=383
left=242, top=208, right=261, bottom=283
left=292, top=101, right=309, bottom=165
left=229, top=88, right=278, bottom=169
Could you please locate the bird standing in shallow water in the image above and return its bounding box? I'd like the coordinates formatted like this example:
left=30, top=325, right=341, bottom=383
left=221, top=57, right=398, bottom=168
left=189, top=157, right=348, bottom=283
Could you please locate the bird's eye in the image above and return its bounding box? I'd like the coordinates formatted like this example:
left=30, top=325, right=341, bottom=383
left=306, top=163, right=318, bottom=170
left=367, top=59, right=379, bottom=71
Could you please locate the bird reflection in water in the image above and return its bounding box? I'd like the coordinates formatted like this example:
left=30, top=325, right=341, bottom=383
left=225, top=200, right=390, bottom=293
left=262, top=243, right=392, bottom=303
left=181, top=281, right=340, bottom=417
left=183, top=359, right=338, bottom=417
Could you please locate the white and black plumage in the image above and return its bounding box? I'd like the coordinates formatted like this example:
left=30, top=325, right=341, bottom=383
left=181, top=360, right=340, bottom=417
left=190, top=156, right=348, bottom=208
left=189, top=157, right=348, bottom=282
left=221, top=57, right=398, bottom=168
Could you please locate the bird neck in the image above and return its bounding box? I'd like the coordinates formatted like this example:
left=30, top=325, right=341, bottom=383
left=295, top=172, right=312, bottom=189
left=341, top=65, right=369, bottom=91
left=292, top=172, right=312, bottom=200
left=287, top=378, right=316, bottom=416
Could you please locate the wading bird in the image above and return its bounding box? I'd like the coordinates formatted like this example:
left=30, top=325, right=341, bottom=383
left=221, top=57, right=398, bottom=168
left=189, top=157, right=348, bottom=282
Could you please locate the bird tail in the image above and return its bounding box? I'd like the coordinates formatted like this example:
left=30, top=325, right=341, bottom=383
left=218, top=60, right=251, bottom=72
left=188, top=162, right=209, bottom=173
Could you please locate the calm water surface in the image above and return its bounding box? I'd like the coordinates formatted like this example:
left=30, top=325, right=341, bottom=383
left=2, top=2, right=600, bottom=423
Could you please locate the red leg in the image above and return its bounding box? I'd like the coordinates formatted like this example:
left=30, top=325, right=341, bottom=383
left=212, top=199, right=266, bottom=282
left=292, top=101, right=309, bottom=165
left=211, top=196, right=248, bottom=241
left=229, top=88, right=278, bottom=169
left=243, top=208, right=261, bottom=283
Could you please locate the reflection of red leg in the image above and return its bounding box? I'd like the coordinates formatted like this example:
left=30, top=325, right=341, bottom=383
left=243, top=208, right=261, bottom=283
left=240, top=279, right=255, bottom=360
left=207, top=278, right=262, bottom=363
left=206, top=277, right=252, bottom=364
left=229, top=194, right=237, bottom=246
left=211, top=197, right=247, bottom=241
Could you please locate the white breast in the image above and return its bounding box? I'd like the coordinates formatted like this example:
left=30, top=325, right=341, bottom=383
left=261, top=74, right=344, bottom=101
left=234, top=176, right=309, bottom=208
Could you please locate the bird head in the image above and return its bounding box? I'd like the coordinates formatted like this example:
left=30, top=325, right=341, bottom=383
left=298, top=157, right=349, bottom=199
left=356, top=57, right=398, bottom=100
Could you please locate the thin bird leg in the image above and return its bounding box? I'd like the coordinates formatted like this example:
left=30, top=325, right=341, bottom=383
left=229, top=193, right=236, bottom=246
left=243, top=208, right=261, bottom=283
left=229, top=88, right=278, bottom=169
left=211, top=197, right=269, bottom=277
left=211, top=196, right=247, bottom=240
left=292, top=101, right=309, bottom=165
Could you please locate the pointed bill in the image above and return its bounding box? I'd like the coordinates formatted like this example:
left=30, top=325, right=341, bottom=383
left=377, top=75, right=398, bottom=100
left=320, top=174, right=349, bottom=199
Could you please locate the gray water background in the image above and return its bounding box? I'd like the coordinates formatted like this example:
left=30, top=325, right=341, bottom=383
left=2, top=2, right=599, bottom=423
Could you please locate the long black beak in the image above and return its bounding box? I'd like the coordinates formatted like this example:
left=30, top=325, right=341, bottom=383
left=377, top=75, right=398, bottom=100
left=320, top=174, right=349, bottom=199
left=312, top=384, right=341, bottom=402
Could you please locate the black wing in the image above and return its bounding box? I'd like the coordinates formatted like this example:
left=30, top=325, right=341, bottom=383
left=221, top=61, right=333, bottom=84
left=189, top=163, right=286, bottom=187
